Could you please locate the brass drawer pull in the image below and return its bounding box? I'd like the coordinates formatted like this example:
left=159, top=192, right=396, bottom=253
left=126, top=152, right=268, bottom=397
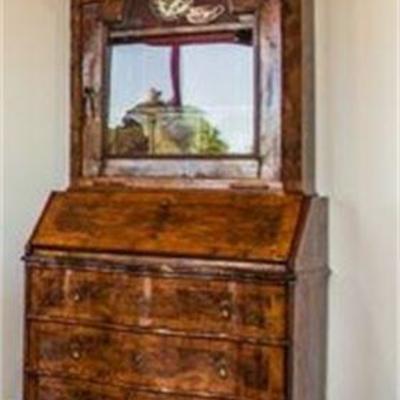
left=217, top=363, right=228, bottom=379
left=219, top=301, right=232, bottom=320
left=215, top=355, right=229, bottom=380
left=71, top=349, right=81, bottom=360
left=72, top=291, right=82, bottom=303
left=69, top=342, right=82, bottom=361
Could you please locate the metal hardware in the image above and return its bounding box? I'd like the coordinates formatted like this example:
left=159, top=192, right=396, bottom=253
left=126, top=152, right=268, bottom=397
left=70, top=342, right=82, bottom=361
left=217, top=363, right=228, bottom=379
left=71, top=349, right=81, bottom=360
left=72, top=291, right=82, bottom=303
left=219, top=301, right=232, bottom=320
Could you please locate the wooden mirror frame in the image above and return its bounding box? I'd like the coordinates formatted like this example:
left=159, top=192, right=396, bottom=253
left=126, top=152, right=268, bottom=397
left=70, top=0, right=315, bottom=193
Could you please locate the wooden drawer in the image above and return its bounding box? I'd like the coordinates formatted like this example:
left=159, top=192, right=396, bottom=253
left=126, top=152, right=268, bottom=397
left=28, top=266, right=287, bottom=341
left=27, top=322, right=285, bottom=399
left=26, top=376, right=128, bottom=400
left=26, top=376, right=228, bottom=400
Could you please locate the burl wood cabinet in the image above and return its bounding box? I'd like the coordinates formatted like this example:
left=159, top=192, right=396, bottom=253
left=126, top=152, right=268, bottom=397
left=24, top=1, right=328, bottom=400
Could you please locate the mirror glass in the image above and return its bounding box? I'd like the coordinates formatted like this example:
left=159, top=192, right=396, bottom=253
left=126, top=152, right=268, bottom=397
left=107, top=34, right=254, bottom=157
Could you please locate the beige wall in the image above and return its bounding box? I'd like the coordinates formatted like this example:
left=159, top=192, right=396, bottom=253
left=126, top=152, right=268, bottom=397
left=2, top=0, right=69, bottom=398
left=0, top=0, right=4, bottom=392
left=316, top=0, right=399, bottom=399
left=1, top=0, right=398, bottom=399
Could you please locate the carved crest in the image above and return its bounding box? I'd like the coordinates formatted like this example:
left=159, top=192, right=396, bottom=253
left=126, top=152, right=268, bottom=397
left=150, top=0, right=227, bottom=24
left=150, top=0, right=194, bottom=21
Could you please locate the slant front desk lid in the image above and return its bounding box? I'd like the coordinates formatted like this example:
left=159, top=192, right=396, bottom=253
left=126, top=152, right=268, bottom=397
left=29, top=190, right=305, bottom=263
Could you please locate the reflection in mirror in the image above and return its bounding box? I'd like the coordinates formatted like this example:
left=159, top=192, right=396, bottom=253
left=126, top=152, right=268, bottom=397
left=107, top=33, right=254, bottom=157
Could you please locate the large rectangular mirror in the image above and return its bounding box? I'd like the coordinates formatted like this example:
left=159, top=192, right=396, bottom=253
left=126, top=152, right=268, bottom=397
left=106, top=31, right=255, bottom=158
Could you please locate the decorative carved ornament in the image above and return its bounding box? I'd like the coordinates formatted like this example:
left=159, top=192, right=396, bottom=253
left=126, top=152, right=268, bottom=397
left=150, top=0, right=226, bottom=24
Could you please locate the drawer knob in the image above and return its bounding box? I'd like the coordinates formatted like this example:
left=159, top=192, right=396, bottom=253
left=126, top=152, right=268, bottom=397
left=72, top=292, right=82, bottom=303
left=71, top=349, right=81, bottom=360
left=70, top=343, right=82, bottom=360
left=220, top=302, right=232, bottom=320
left=218, top=365, right=228, bottom=379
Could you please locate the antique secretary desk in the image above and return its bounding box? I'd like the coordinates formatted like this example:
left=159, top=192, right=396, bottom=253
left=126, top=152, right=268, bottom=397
left=24, top=0, right=328, bottom=399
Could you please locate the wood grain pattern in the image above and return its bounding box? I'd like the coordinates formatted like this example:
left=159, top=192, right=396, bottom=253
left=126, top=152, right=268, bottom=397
left=24, top=193, right=328, bottom=400
left=26, top=251, right=288, bottom=280
left=281, top=0, right=315, bottom=193
left=289, top=198, right=329, bottom=400
left=28, top=266, right=287, bottom=341
left=102, top=0, right=125, bottom=23
left=81, top=2, right=105, bottom=178
left=27, top=375, right=284, bottom=400
left=70, top=0, right=83, bottom=181
left=29, top=190, right=303, bottom=262
left=31, top=376, right=128, bottom=400
left=229, top=0, right=260, bottom=13
left=27, top=321, right=285, bottom=399
left=72, top=176, right=279, bottom=191
left=289, top=272, right=328, bottom=400
left=292, top=197, right=328, bottom=271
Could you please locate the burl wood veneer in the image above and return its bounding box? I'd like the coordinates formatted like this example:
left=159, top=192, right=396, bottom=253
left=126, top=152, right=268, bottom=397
left=24, top=1, right=328, bottom=399
left=25, top=191, right=328, bottom=400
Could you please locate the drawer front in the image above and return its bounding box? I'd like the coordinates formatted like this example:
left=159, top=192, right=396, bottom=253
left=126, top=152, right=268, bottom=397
left=28, top=322, right=285, bottom=399
left=28, top=267, right=286, bottom=340
left=27, top=376, right=126, bottom=400
left=27, top=376, right=223, bottom=400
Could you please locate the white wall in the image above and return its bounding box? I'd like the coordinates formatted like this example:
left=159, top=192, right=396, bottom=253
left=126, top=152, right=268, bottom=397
left=2, top=0, right=69, bottom=398
left=0, top=0, right=398, bottom=399
left=316, top=0, right=399, bottom=399
left=0, top=0, right=4, bottom=392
